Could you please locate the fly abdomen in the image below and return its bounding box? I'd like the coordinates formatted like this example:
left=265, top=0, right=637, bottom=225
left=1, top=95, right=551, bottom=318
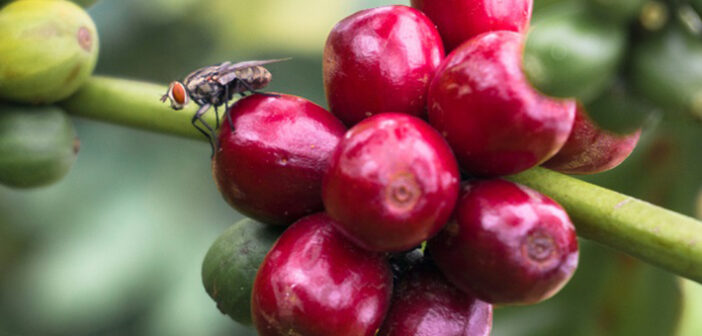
left=235, top=66, right=272, bottom=92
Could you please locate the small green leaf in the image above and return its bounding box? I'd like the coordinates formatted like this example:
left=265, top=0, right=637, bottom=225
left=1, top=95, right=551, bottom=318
left=584, top=0, right=646, bottom=24
left=585, top=80, right=659, bottom=134
left=690, top=0, right=702, bottom=16
left=629, top=23, right=702, bottom=120
left=523, top=9, right=627, bottom=102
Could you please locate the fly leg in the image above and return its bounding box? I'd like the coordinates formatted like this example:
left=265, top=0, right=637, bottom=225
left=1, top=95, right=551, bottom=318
left=214, top=105, right=220, bottom=130
left=224, top=83, right=235, bottom=130
left=240, top=81, right=280, bottom=98
left=191, top=103, right=216, bottom=157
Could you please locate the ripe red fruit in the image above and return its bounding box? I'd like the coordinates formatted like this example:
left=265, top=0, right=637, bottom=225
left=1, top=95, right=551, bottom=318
left=251, top=213, right=393, bottom=336
left=428, top=179, right=579, bottom=305
left=323, top=5, right=444, bottom=126
left=213, top=94, right=346, bottom=225
left=411, top=0, right=533, bottom=51
left=378, top=264, right=493, bottom=336
left=323, top=113, right=460, bottom=252
left=543, top=104, right=641, bottom=174
left=428, top=31, right=575, bottom=177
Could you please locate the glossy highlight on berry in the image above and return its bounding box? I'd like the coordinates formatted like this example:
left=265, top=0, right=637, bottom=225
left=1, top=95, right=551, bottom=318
left=379, top=264, right=493, bottom=336
left=323, top=5, right=444, bottom=126
left=251, top=213, right=393, bottom=336
left=213, top=94, right=346, bottom=225
left=429, top=179, right=579, bottom=305
left=428, top=31, right=575, bottom=177
left=323, top=113, right=460, bottom=252
left=411, top=0, right=533, bottom=51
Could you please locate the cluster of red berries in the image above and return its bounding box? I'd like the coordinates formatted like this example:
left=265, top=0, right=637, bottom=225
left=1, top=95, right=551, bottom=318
left=208, top=1, right=641, bottom=335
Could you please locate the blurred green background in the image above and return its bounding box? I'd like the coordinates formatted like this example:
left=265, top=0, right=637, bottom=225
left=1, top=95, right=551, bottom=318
left=0, top=0, right=700, bottom=335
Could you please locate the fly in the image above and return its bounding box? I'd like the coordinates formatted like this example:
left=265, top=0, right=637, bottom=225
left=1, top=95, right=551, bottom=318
left=161, top=58, right=291, bottom=156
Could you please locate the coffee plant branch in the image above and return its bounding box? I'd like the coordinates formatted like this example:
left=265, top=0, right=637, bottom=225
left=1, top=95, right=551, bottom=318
left=60, top=76, right=218, bottom=140
left=509, top=168, right=702, bottom=283
left=61, top=76, right=702, bottom=283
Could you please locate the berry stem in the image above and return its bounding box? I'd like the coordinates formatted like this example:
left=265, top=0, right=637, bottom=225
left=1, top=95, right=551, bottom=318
left=60, top=76, right=702, bottom=283
left=60, top=76, right=219, bottom=140
left=508, top=167, right=702, bottom=283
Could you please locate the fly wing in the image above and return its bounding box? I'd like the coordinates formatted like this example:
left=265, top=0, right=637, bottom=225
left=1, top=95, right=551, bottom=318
left=215, top=58, right=291, bottom=85
left=223, top=58, right=292, bottom=71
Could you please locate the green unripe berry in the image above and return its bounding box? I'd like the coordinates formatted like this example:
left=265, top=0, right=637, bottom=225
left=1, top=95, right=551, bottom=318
left=0, top=103, right=79, bottom=188
left=201, top=219, right=283, bottom=325
left=2, top=0, right=99, bottom=9
left=0, top=0, right=99, bottom=104
left=67, top=0, right=98, bottom=8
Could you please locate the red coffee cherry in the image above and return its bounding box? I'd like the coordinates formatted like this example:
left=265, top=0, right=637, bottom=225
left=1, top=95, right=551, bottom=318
left=251, top=213, right=393, bottom=336
left=543, top=104, right=641, bottom=174
left=428, top=179, right=579, bottom=305
left=323, top=113, right=460, bottom=252
left=378, top=264, right=493, bottom=336
left=323, top=5, right=444, bottom=126
left=428, top=31, right=575, bottom=177
left=411, top=0, right=533, bottom=51
left=213, top=94, right=346, bottom=225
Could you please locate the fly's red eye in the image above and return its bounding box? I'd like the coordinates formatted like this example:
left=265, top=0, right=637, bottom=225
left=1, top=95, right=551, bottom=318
left=170, top=82, right=187, bottom=105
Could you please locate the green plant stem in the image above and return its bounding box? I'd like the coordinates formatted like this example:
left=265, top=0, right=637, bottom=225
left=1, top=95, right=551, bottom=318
left=60, top=76, right=218, bottom=140
left=508, top=168, right=702, bottom=283
left=61, top=76, right=702, bottom=283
